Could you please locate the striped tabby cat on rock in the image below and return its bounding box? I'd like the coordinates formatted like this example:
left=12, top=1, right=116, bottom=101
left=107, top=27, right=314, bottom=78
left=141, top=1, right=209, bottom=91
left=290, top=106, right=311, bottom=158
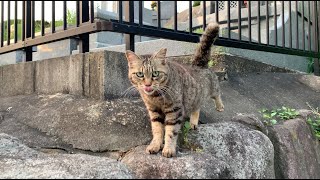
left=125, top=23, right=224, bottom=158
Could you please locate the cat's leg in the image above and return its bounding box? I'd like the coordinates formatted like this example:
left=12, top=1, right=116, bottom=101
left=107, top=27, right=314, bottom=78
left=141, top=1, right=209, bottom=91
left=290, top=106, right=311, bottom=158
left=162, top=106, right=183, bottom=158
left=190, top=109, right=200, bottom=130
left=210, top=74, right=224, bottom=112
left=146, top=109, right=165, bottom=154
left=213, top=94, right=224, bottom=112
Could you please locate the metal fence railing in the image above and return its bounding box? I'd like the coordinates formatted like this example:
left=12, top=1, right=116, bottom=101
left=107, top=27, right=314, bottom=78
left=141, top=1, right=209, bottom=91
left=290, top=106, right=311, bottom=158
left=0, top=1, right=319, bottom=75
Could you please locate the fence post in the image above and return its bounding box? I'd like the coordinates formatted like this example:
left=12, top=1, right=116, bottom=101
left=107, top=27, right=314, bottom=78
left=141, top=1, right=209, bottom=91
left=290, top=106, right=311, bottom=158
left=124, top=1, right=135, bottom=51
left=79, top=1, right=90, bottom=53
left=24, top=1, right=32, bottom=61
left=314, top=1, right=320, bottom=76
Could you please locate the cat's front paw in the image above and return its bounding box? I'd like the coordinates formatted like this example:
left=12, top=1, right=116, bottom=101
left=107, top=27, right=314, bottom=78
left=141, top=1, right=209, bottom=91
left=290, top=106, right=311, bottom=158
left=162, top=146, right=176, bottom=158
left=190, top=123, right=198, bottom=130
left=216, top=104, right=224, bottom=112
left=146, top=142, right=163, bottom=154
left=216, top=107, right=224, bottom=112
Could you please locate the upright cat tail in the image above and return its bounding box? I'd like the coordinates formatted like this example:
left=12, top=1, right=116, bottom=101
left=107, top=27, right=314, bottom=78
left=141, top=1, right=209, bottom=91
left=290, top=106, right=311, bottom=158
left=192, top=23, right=220, bottom=68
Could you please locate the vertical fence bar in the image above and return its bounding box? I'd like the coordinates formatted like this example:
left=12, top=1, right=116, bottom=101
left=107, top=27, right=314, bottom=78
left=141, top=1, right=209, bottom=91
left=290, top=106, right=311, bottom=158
left=25, top=1, right=32, bottom=61
left=119, top=1, right=123, bottom=23
left=238, top=1, right=242, bottom=40
left=174, top=1, right=177, bottom=31
left=203, top=1, right=206, bottom=30
left=282, top=1, right=285, bottom=47
left=31, top=1, right=34, bottom=39
left=52, top=1, right=55, bottom=33
left=289, top=1, right=292, bottom=48
left=302, top=1, right=305, bottom=50
left=79, top=1, right=89, bottom=53
left=0, top=1, right=3, bottom=47
left=63, top=1, right=67, bottom=30
left=76, top=1, right=80, bottom=27
left=14, top=1, right=17, bottom=43
left=189, top=1, right=192, bottom=33
left=22, top=1, right=25, bottom=41
left=157, top=1, right=161, bottom=28
left=7, top=1, right=10, bottom=45
left=41, top=1, right=44, bottom=36
left=313, top=1, right=319, bottom=75
left=215, top=1, right=218, bottom=23
left=124, top=1, right=134, bottom=51
left=90, top=1, right=94, bottom=23
left=274, top=1, right=277, bottom=46
left=248, top=1, right=251, bottom=42
left=227, top=1, right=230, bottom=38
left=258, top=1, right=261, bottom=44
left=296, top=1, right=298, bottom=49
left=266, top=1, right=269, bottom=45
left=139, top=1, right=142, bottom=26
left=308, top=1, right=311, bottom=51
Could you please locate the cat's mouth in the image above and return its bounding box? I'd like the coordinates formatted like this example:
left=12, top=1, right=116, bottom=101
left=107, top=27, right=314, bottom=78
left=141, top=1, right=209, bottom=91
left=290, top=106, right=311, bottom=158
left=143, top=86, right=155, bottom=95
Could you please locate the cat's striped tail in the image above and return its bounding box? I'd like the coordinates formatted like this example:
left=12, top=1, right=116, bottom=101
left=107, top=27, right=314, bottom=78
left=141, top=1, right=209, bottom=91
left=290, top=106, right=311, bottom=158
left=192, top=23, right=220, bottom=68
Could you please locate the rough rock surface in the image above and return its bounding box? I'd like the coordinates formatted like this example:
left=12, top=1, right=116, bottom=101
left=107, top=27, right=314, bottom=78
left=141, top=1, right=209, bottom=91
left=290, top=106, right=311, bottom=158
left=267, top=118, right=320, bottom=179
left=122, top=122, right=275, bottom=179
left=0, top=94, right=151, bottom=152
left=0, top=133, right=134, bottom=179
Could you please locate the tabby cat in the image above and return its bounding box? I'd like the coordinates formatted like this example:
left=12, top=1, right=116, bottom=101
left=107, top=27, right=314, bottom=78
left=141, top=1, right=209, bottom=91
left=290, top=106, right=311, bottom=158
left=125, top=23, right=224, bottom=158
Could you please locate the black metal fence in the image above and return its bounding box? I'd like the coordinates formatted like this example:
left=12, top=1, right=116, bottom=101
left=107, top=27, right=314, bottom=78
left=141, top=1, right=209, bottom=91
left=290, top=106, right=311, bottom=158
left=0, top=1, right=319, bottom=75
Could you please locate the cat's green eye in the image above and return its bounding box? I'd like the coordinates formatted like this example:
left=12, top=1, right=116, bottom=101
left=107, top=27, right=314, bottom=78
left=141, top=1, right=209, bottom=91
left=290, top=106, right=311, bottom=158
left=136, top=72, right=144, bottom=78
left=152, top=71, right=160, bottom=77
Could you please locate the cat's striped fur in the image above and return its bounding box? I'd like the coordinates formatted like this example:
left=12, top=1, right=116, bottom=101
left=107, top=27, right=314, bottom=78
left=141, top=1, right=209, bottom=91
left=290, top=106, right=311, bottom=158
left=125, top=23, right=224, bottom=158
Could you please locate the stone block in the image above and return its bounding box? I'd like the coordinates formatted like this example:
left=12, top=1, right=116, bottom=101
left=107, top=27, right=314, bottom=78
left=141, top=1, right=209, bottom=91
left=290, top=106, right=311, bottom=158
left=35, top=56, right=70, bottom=94
left=68, top=54, right=84, bottom=96
left=83, top=52, right=105, bottom=100
left=0, top=62, right=35, bottom=97
left=104, top=51, right=132, bottom=99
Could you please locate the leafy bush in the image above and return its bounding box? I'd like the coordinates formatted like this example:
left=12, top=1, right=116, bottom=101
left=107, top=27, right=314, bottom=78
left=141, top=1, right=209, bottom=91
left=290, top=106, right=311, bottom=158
left=193, top=1, right=201, bottom=7
left=259, top=106, right=299, bottom=126
left=306, top=103, right=320, bottom=140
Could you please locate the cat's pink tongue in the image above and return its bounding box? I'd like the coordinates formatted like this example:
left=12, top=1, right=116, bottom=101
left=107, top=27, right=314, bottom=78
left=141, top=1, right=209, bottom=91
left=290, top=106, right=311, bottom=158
left=144, top=86, right=153, bottom=92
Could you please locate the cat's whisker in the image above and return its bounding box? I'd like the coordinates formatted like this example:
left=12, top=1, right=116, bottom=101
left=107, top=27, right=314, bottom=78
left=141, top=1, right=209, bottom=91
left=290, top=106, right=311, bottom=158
left=121, top=86, right=138, bottom=98
left=161, top=86, right=177, bottom=98
left=159, top=87, right=175, bottom=101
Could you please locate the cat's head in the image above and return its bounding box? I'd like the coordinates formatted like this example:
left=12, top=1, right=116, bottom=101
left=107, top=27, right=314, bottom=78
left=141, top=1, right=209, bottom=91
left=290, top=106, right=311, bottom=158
left=125, top=48, right=169, bottom=96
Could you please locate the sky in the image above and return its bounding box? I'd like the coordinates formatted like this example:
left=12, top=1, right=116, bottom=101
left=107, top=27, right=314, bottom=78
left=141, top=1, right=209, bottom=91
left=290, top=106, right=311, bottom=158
left=1, top=1, right=191, bottom=21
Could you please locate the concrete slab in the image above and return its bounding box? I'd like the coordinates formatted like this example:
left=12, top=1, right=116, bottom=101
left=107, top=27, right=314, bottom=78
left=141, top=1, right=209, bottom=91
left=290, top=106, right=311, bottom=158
left=0, top=62, right=35, bottom=97
left=104, top=51, right=132, bottom=99
left=83, top=51, right=105, bottom=100
left=35, top=56, right=70, bottom=94
left=68, top=54, right=84, bottom=96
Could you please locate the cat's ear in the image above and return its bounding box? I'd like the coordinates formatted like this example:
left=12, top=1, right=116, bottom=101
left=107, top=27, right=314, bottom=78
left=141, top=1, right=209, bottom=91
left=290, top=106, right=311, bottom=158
left=153, top=48, right=167, bottom=59
left=152, top=48, right=167, bottom=65
left=125, top=50, right=140, bottom=62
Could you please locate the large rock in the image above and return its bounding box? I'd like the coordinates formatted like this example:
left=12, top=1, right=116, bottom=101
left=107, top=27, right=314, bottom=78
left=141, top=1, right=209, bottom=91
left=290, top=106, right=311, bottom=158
left=122, top=146, right=231, bottom=179
left=0, top=94, right=151, bottom=152
left=268, top=118, right=320, bottom=179
left=0, top=133, right=134, bottom=179
left=121, top=122, right=275, bottom=179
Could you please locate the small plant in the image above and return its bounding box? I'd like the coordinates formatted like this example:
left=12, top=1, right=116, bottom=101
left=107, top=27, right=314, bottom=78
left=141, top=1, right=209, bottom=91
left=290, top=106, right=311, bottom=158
left=151, top=1, right=157, bottom=11
left=306, top=102, right=320, bottom=140
left=259, top=106, right=299, bottom=126
left=193, top=27, right=204, bottom=34
left=181, top=121, right=203, bottom=152
left=193, top=1, right=201, bottom=7
left=307, top=57, right=314, bottom=74
left=182, top=121, right=192, bottom=144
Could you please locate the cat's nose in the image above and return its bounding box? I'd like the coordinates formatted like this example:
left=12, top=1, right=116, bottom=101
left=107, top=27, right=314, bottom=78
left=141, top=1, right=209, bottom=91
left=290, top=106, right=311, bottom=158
left=144, top=82, right=152, bottom=87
